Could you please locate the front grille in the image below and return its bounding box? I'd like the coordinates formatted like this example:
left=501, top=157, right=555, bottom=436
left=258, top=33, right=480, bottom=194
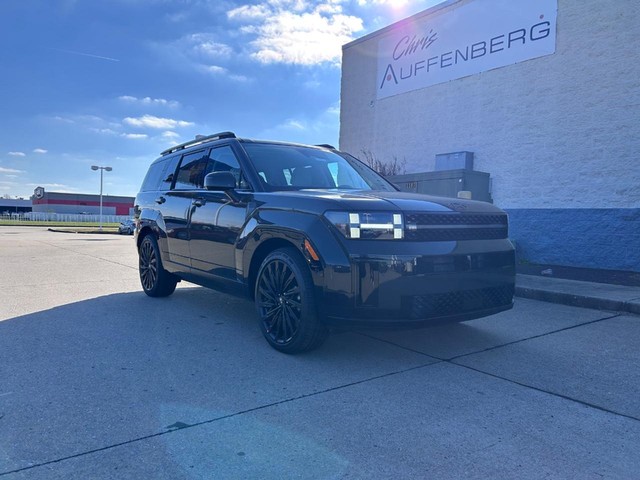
left=402, top=285, right=514, bottom=319
left=404, top=212, right=508, bottom=241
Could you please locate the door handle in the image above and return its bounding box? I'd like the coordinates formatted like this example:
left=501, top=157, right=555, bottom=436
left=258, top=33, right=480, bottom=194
left=155, top=196, right=166, bottom=204
left=192, top=198, right=205, bottom=208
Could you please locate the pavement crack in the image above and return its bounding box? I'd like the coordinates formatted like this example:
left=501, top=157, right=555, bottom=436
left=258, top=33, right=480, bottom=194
left=0, top=361, right=437, bottom=477
left=353, top=331, right=441, bottom=359
left=447, top=313, right=621, bottom=362
left=32, top=239, right=137, bottom=271
left=449, top=361, right=640, bottom=424
left=356, top=313, right=621, bottom=363
left=354, top=316, right=640, bottom=425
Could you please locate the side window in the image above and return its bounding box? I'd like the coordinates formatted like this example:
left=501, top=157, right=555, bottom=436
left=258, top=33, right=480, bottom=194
left=160, top=155, right=179, bottom=190
left=206, top=145, right=249, bottom=189
left=327, top=162, right=339, bottom=186
left=140, top=160, right=166, bottom=192
left=173, top=151, right=208, bottom=190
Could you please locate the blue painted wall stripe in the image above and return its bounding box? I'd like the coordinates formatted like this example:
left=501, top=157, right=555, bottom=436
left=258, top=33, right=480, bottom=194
left=506, top=209, right=640, bottom=272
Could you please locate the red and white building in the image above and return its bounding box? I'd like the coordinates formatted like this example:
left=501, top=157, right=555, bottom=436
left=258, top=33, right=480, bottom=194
left=31, top=188, right=134, bottom=216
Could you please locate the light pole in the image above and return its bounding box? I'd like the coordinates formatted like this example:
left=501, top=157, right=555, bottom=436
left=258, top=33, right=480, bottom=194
left=91, top=165, right=112, bottom=231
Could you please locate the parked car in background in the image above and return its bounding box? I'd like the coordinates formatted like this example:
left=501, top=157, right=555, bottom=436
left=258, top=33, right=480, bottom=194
left=118, top=219, right=136, bottom=235
left=134, top=132, right=516, bottom=353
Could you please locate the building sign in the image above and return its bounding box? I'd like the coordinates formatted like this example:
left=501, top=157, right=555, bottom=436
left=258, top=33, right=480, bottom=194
left=377, top=0, right=557, bottom=99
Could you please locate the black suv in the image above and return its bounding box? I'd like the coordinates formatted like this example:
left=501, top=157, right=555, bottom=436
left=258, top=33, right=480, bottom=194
left=135, top=132, right=515, bottom=353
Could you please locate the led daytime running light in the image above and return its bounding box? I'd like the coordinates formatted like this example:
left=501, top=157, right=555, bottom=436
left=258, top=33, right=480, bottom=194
left=325, top=211, right=404, bottom=239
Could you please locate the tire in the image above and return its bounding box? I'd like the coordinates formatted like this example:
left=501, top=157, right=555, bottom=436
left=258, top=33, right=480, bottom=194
left=139, top=234, right=178, bottom=297
left=255, top=248, right=328, bottom=353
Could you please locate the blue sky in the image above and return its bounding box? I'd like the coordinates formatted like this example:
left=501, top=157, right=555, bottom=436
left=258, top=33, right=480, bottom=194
left=0, top=0, right=442, bottom=198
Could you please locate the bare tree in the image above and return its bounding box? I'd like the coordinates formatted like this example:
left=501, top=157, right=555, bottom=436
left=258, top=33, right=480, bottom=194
left=360, top=149, right=406, bottom=176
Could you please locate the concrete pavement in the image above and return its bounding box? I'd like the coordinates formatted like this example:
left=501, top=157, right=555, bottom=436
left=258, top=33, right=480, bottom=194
left=1, top=227, right=639, bottom=479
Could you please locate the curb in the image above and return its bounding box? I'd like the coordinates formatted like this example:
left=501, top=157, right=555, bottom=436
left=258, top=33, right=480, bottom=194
left=515, top=276, right=640, bottom=316
left=47, top=228, right=122, bottom=235
left=515, top=286, right=640, bottom=315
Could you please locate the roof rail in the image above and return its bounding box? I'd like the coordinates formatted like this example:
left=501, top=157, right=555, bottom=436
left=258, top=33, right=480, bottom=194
left=160, top=131, right=237, bottom=156
left=315, top=144, right=336, bottom=150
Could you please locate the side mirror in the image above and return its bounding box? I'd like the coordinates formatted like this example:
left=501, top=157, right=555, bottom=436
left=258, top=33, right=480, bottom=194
left=204, top=172, right=240, bottom=202
left=204, top=171, right=236, bottom=191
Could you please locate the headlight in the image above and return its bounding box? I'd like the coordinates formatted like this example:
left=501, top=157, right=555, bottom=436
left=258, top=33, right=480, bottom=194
left=324, top=211, right=403, bottom=239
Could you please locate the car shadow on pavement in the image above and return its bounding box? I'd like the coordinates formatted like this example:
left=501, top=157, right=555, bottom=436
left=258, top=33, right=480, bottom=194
left=1, top=290, right=637, bottom=477
left=0, top=286, right=445, bottom=474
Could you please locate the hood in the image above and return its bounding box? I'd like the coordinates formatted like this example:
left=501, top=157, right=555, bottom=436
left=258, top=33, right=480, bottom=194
left=255, top=189, right=504, bottom=214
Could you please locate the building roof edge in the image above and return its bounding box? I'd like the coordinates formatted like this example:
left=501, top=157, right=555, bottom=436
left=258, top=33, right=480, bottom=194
left=342, top=0, right=465, bottom=50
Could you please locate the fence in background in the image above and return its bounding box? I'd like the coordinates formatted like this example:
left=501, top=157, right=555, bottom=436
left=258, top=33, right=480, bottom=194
left=0, top=213, right=131, bottom=223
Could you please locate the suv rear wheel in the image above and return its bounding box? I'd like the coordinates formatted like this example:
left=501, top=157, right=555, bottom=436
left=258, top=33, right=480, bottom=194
left=139, top=234, right=178, bottom=297
left=255, top=248, right=328, bottom=353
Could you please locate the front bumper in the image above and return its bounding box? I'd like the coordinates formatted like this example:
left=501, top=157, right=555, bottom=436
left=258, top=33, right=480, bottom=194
left=319, top=240, right=515, bottom=328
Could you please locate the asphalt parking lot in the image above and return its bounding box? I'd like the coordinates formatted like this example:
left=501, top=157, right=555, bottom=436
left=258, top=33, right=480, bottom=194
left=1, top=227, right=639, bottom=479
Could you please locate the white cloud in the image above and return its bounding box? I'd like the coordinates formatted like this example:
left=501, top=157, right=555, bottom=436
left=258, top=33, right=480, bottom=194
left=202, top=65, right=226, bottom=75
left=123, top=115, right=194, bottom=129
left=8, top=152, right=26, bottom=157
left=162, top=131, right=180, bottom=139
left=90, top=128, right=119, bottom=135
left=118, top=95, right=181, bottom=108
left=54, top=114, right=119, bottom=131
left=260, top=103, right=340, bottom=144
left=227, top=4, right=271, bottom=20
left=33, top=148, right=48, bottom=154
left=169, top=33, right=234, bottom=62
left=0, top=167, right=25, bottom=174
left=228, top=0, right=364, bottom=66
left=192, top=36, right=234, bottom=60
left=357, top=0, right=403, bottom=4
left=157, top=33, right=250, bottom=81
left=121, top=133, right=149, bottom=140
left=53, top=115, right=75, bottom=124
left=199, top=65, right=251, bottom=82
left=284, top=120, right=305, bottom=130
left=160, top=131, right=182, bottom=145
left=165, top=11, right=189, bottom=23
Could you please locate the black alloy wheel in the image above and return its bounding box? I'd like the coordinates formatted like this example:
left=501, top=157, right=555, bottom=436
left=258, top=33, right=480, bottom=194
left=255, top=248, right=327, bottom=353
left=139, top=235, right=178, bottom=297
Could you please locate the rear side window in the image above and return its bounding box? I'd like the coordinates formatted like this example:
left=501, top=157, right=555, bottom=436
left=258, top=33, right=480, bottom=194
left=140, top=160, right=166, bottom=192
left=159, top=156, right=179, bottom=190
left=173, top=150, right=208, bottom=189
left=140, top=155, right=180, bottom=192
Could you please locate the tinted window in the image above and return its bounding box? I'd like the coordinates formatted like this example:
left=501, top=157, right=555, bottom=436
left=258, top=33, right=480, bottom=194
left=173, top=150, right=208, bottom=189
left=159, top=155, right=179, bottom=190
left=242, top=143, right=396, bottom=192
left=140, top=160, right=166, bottom=192
left=140, top=155, right=180, bottom=192
left=205, top=145, right=248, bottom=189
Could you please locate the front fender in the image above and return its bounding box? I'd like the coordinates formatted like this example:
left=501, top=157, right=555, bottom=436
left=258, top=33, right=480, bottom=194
left=238, top=208, right=351, bottom=293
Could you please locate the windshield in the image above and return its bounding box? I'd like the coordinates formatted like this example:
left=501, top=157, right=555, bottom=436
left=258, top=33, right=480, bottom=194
left=242, top=143, right=397, bottom=192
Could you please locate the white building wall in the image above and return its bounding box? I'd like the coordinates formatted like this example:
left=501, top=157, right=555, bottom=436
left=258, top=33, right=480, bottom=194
left=340, top=0, right=640, bottom=210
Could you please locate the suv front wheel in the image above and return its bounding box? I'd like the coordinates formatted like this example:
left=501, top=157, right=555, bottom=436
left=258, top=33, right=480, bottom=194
left=255, top=248, right=328, bottom=353
left=139, top=234, right=178, bottom=297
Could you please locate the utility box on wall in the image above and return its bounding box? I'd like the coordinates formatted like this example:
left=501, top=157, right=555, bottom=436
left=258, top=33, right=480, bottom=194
left=435, top=151, right=474, bottom=171
left=387, top=169, right=493, bottom=203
